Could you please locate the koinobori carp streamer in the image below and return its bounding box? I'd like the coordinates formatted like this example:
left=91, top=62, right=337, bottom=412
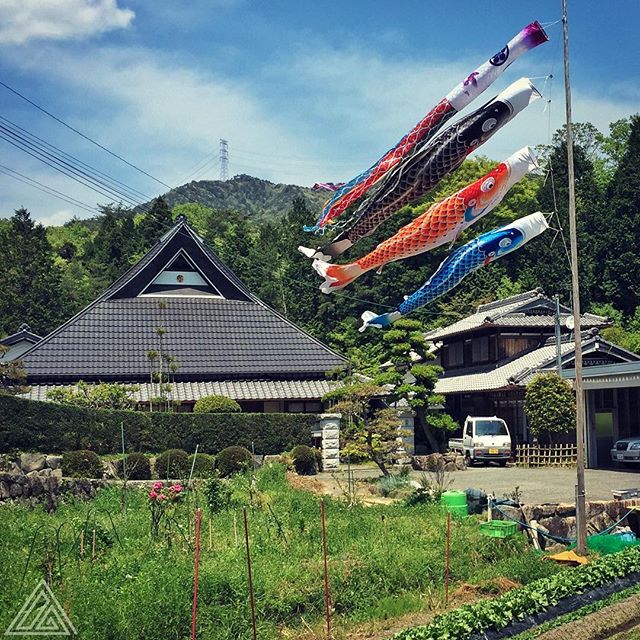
left=359, top=212, right=549, bottom=330
left=300, top=77, right=542, bottom=261
left=304, top=20, right=548, bottom=233
left=312, top=146, right=538, bottom=293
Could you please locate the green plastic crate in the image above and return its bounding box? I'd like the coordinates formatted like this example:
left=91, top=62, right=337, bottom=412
left=479, top=520, right=517, bottom=538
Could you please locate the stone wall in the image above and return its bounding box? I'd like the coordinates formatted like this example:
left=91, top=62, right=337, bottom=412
left=0, top=453, right=104, bottom=511
left=494, top=499, right=640, bottom=544
left=412, top=452, right=466, bottom=472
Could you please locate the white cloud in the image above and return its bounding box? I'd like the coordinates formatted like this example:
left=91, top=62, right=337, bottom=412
left=38, top=208, right=75, bottom=226
left=0, top=0, right=134, bottom=45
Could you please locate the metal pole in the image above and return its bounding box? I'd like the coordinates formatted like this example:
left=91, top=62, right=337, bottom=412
left=555, top=295, right=562, bottom=373
left=562, top=0, right=587, bottom=555
left=243, top=508, right=258, bottom=640
left=191, top=508, right=202, bottom=640
left=320, top=499, right=332, bottom=639
left=445, top=511, right=451, bottom=606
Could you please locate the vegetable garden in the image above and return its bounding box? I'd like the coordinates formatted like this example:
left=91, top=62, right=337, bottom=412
left=0, top=463, right=562, bottom=640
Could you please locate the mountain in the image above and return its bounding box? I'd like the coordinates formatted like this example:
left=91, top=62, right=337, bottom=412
left=140, top=174, right=329, bottom=221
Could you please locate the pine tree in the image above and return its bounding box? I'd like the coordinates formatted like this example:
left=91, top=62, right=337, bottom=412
left=596, top=115, right=640, bottom=315
left=0, top=208, right=67, bottom=335
left=139, top=196, right=173, bottom=248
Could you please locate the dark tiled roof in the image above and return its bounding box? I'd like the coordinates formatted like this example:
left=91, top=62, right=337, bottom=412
left=0, top=324, right=41, bottom=347
left=22, top=219, right=346, bottom=382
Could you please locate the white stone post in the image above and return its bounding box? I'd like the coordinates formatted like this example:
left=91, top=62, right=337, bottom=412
left=318, top=413, right=341, bottom=471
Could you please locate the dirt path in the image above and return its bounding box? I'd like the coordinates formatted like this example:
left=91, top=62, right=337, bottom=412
left=537, top=593, right=640, bottom=640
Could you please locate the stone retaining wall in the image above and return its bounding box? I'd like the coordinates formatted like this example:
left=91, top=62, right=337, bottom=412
left=494, top=499, right=640, bottom=544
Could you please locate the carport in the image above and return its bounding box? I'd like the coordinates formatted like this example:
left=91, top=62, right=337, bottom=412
left=564, top=361, right=640, bottom=468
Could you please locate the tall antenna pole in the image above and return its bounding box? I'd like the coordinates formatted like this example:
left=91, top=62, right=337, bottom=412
left=219, top=139, right=229, bottom=181
left=562, top=0, right=587, bottom=555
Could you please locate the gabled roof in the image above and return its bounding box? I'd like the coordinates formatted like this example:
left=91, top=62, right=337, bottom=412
left=21, top=217, right=346, bottom=382
left=0, top=323, right=42, bottom=348
left=434, top=332, right=640, bottom=394
left=425, top=289, right=609, bottom=341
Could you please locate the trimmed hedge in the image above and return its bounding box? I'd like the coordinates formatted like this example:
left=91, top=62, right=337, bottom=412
left=115, top=452, right=151, bottom=480
left=0, top=395, right=317, bottom=455
left=155, top=449, right=190, bottom=479
left=62, top=450, right=103, bottom=479
left=216, top=446, right=253, bottom=478
left=193, top=395, right=241, bottom=414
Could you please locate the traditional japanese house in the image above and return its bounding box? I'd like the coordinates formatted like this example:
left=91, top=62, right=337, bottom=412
left=20, top=216, right=346, bottom=411
left=425, top=290, right=640, bottom=448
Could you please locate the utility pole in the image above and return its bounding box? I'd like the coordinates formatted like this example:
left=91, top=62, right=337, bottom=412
left=562, top=0, right=587, bottom=555
left=555, top=295, right=562, bottom=374
left=219, top=139, right=229, bottom=181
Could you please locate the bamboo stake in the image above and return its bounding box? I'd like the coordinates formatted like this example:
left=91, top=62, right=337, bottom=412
left=445, top=511, right=451, bottom=606
left=208, top=518, right=213, bottom=552
left=243, top=508, right=258, bottom=640
left=320, top=499, right=332, bottom=639
left=79, top=531, right=84, bottom=559
left=191, top=509, right=202, bottom=640
left=91, top=529, right=96, bottom=561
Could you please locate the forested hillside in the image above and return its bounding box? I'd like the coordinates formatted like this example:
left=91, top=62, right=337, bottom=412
left=1, top=116, right=639, bottom=361
left=135, top=174, right=328, bottom=222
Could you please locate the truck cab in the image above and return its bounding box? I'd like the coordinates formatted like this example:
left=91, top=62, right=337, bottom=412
left=449, top=416, right=512, bottom=466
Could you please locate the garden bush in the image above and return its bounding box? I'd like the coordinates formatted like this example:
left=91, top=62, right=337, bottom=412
left=115, top=452, right=151, bottom=480
left=216, top=446, right=253, bottom=477
left=291, top=445, right=320, bottom=475
left=188, top=453, right=216, bottom=478
left=0, top=395, right=316, bottom=455
left=193, top=395, right=241, bottom=414
left=155, top=449, right=190, bottom=479
left=204, top=473, right=231, bottom=512
left=61, top=450, right=103, bottom=478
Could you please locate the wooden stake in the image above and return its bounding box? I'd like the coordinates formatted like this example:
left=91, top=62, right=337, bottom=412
left=233, top=512, right=239, bottom=547
left=79, top=530, right=84, bottom=559
left=191, top=509, right=202, bottom=640
left=243, top=508, right=258, bottom=640
left=320, top=499, right=332, bottom=639
left=91, top=528, right=96, bottom=561
left=208, top=518, right=213, bottom=552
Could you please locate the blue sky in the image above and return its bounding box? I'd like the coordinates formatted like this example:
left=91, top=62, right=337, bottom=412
left=0, top=0, right=638, bottom=225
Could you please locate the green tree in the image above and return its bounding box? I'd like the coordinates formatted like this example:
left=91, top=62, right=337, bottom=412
left=0, top=208, right=68, bottom=335
left=47, top=380, right=138, bottom=410
left=139, top=196, right=173, bottom=249
left=524, top=373, right=576, bottom=443
left=596, top=115, right=640, bottom=315
left=324, top=379, right=404, bottom=476
left=0, top=348, right=29, bottom=395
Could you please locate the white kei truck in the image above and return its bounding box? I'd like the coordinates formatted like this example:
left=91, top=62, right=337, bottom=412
left=448, top=416, right=512, bottom=466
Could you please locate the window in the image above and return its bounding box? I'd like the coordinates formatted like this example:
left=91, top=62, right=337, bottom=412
left=286, top=401, right=323, bottom=413
left=475, top=420, right=508, bottom=437
left=446, top=341, right=464, bottom=367
left=472, top=336, right=489, bottom=363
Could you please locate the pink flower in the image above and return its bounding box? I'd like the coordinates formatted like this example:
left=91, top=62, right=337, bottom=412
left=153, top=482, right=164, bottom=491
left=157, top=493, right=166, bottom=501
left=170, top=484, right=183, bottom=493
left=149, top=490, right=158, bottom=500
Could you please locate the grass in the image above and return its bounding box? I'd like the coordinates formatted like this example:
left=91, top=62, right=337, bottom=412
left=0, top=464, right=560, bottom=640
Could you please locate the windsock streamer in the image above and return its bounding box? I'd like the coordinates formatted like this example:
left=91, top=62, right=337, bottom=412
left=360, top=212, right=549, bottom=331
left=304, top=20, right=548, bottom=233
left=300, top=78, right=542, bottom=262
left=313, top=146, right=538, bottom=293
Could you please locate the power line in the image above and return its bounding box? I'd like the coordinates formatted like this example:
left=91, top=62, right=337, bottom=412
left=0, top=164, right=99, bottom=214
left=0, top=79, right=172, bottom=189
left=0, top=124, right=150, bottom=209
left=0, top=115, right=153, bottom=203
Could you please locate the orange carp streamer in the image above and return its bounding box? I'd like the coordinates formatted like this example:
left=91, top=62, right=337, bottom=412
left=313, top=146, right=538, bottom=293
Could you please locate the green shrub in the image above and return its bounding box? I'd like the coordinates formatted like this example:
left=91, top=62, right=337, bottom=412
left=205, top=473, right=231, bottom=513
left=115, top=452, right=151, bottom=480
left=216, top=446, right=253, bottom=478
left=291, top=445, right=319, bottom=475
left=62, top=450, right=103, bottom=478
left=193, top=395, right=241, bottom=414
left=188, top=453, right=216, bottom=478
left=155, top=449, right=190, bottom=479
left=0, top=395, right=317, bottom=455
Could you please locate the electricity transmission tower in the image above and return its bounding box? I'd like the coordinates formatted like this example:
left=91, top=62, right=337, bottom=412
left=219, top=139, right=229, bottom=181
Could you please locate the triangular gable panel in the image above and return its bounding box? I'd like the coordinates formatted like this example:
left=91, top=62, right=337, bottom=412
left=107, top=226, right=251, bottom=301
